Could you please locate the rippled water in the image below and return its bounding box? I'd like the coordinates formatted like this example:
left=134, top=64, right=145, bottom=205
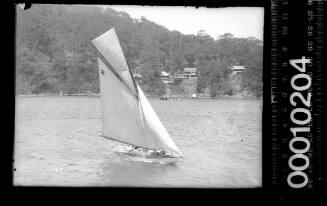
left=14, top=96, right=262, bottom=187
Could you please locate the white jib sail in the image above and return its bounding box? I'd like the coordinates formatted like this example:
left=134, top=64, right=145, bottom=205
left=93, top=28, right=182, bottom=156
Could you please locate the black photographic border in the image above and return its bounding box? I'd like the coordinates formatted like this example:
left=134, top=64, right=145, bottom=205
left=6, top=0, right=326, bottom=202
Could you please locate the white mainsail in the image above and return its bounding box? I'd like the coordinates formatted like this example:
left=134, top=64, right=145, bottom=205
left=92, top=28, right=137, bottom=96
left=92, top=28, right=182, bottom=156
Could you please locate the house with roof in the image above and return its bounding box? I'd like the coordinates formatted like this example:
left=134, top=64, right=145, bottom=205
left=173, top=67, right=198, bottom=79
left=183, top=67, right=197, bottom=77
left=158, top=71, right=171, bottom=83
left=230, top=65, right=246, bottom=75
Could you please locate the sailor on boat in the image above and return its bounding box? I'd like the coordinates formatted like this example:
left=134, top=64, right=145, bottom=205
left=151, top=150, right=168, bottom=157
left=132, top=146, right=169, bottom=157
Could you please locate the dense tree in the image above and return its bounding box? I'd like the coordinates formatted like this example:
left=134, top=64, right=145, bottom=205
left=15, top=4, right=263, bottom=98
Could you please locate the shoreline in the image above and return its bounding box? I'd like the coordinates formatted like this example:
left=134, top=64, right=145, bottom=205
left=16, top=93, right=261, bottom=100
left=16, top=93, right=100, bottom=97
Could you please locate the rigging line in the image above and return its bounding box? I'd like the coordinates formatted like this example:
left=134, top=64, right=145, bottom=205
left=121, top=56, right=139, bottom=99
left=112, top=30, right=139, bottom=99
left=126, top=58, right=139, bottom=98
left=94, top=49, right=138, bottom=100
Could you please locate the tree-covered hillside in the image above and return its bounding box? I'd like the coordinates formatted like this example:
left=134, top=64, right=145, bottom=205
left=16, top=4, right=263, bottom=97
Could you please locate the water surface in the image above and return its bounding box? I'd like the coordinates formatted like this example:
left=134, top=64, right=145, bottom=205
left=14, top=96, right=262, bottom=187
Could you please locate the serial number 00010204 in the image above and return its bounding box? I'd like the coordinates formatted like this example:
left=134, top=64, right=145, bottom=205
left=286, top=56, right=312, bottom=189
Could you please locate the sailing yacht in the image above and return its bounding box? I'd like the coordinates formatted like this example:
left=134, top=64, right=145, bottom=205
left=91, top=28, right=182, bottom=158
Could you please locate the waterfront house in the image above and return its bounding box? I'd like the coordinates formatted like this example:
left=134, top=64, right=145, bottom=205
left=173, top=67, right=198, bottom=79
left=230, top=65, right=246, bottom=75
left=183, top=67, right=197, bottom=77
left=158, top=71, right=171, bottom=83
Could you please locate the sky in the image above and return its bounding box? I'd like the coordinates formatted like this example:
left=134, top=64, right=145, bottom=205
left=105, top=6, right=264, bottom=41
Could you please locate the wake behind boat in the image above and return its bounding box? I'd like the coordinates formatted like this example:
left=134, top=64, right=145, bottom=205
left=91, top=27, right=182, bottom=160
